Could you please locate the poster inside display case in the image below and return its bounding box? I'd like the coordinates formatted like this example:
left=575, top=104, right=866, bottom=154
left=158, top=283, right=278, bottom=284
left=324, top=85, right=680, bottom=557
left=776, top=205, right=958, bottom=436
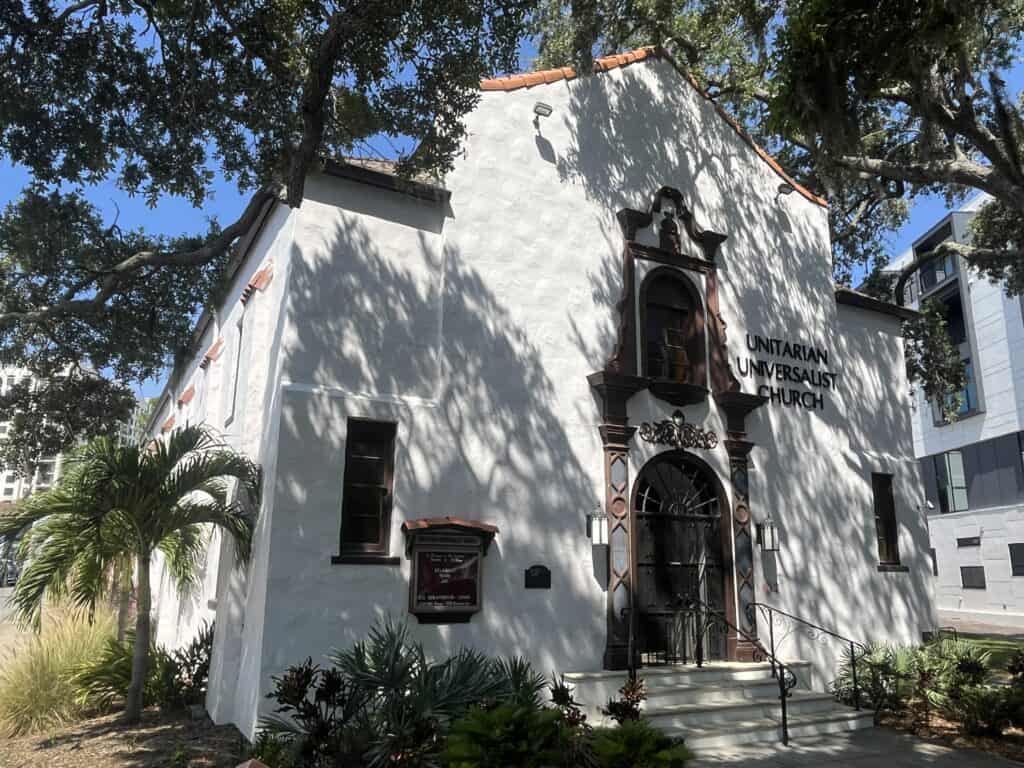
left=402, top=518, right=498, bottom=624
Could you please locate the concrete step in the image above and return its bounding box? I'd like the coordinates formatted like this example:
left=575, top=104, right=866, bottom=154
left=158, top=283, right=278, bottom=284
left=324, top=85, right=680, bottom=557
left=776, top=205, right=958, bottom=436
left=566, top=660, right=811, bottom=690
left=642, top=677, right=805, bottom=706
left=670, top=707, right=875, bottom=751
left=644, top=691, right=838, bottom=729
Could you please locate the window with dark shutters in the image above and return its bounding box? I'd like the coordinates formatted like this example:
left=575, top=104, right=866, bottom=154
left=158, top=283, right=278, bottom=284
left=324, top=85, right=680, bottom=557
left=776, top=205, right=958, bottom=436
left=338, top=419, right=397, bottom=559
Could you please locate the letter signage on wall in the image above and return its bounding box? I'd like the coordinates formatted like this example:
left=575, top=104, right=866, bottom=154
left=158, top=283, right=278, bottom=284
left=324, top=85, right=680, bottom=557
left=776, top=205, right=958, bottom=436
left=735, top=333, right=839, bottom=411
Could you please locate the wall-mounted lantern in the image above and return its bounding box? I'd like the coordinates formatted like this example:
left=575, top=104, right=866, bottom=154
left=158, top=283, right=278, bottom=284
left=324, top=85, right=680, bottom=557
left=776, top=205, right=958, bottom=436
left=587, top=509, right=609, bottom=546
left=756, top=515, right=780, bottom=552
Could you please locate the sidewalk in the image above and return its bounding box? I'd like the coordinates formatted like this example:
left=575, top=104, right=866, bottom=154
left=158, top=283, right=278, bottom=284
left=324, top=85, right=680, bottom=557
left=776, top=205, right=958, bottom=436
left=689, top=727, right=1020, bottom=767
left=938, top=611, right=1024, bottom=639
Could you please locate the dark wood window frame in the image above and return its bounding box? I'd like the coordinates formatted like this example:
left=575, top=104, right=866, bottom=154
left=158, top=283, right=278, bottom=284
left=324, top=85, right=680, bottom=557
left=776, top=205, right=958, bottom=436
left=639, top=266, right=706, bottom=387
left=332, top=418, right=400, bottom=565
left=872, top=472, right=904, bottom=570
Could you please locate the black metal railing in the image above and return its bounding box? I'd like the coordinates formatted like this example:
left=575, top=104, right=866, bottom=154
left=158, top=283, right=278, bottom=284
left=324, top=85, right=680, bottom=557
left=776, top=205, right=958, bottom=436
left=626, top=595, right=799, bottom=744
left=752, top=603, right=868, bottom=712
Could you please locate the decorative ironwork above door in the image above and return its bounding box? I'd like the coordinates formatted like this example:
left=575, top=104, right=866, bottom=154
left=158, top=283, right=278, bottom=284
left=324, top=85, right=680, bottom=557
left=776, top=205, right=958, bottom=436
left=638, top=410, right=718, bottom=450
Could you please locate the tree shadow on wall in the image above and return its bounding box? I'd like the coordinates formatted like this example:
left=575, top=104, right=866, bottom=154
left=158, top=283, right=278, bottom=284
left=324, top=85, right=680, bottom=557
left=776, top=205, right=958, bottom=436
left=262, top=186, right=604, bottom=692
left=547, top=61, right=932, bottom=666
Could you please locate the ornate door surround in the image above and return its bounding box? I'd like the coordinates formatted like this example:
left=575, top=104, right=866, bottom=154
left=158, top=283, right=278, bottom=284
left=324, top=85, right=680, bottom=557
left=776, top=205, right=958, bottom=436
left=588, top=184, right=768, bottom=670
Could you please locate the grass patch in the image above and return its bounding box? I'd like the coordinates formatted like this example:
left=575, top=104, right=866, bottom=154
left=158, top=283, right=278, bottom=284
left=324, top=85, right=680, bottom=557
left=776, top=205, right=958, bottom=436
left=0, top=606, right=116, bottom=736
left=955, top=633, right=1024, bottom=673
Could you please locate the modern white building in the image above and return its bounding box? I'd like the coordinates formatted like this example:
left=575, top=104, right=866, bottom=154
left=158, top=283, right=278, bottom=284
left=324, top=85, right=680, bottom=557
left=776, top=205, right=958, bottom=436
left=888, top=194, right=1024, bottom=629
left=0, top=366, right=64, bottom=501
left=147, top=47, right=936, bottom=745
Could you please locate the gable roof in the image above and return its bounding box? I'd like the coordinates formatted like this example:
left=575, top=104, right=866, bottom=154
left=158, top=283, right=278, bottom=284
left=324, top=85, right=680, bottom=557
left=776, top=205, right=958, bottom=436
left=480, top=46, right=826, bottom=209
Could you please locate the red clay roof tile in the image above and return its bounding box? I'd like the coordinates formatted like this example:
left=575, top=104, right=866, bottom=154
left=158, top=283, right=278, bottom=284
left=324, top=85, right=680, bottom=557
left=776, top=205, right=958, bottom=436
left=177, top=384, right=195, bottom=406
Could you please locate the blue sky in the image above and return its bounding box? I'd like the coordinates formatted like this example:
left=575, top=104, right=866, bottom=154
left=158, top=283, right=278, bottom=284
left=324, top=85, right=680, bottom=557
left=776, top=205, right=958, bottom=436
left=2, top=43, right=1021, bottom=400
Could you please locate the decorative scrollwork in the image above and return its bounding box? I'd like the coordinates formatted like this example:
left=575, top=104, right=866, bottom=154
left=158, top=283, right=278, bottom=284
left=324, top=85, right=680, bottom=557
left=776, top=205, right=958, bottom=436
left=638, top=410, right=718, bottom=450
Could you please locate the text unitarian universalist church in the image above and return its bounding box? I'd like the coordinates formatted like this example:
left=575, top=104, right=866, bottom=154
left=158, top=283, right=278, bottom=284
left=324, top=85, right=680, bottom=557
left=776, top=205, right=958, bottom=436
left=736, top=334, right=839, bottom=411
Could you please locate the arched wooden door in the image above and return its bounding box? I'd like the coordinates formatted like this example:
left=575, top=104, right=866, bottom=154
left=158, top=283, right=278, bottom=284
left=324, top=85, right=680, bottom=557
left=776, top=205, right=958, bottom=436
left=633, top=451, right=729, bottom=665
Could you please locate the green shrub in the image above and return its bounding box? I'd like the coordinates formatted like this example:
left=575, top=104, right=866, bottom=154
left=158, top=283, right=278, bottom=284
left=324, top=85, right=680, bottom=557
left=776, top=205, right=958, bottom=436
left=258, top=620, right=555, bottom=767
left=70, top=621, right=214, bottom=711
left=443, top=703, right=566, bottom=768
left=600, top=677, right=647, bottom=725
left=946, top=685, right=1014, bottom=737
left=591, top=720, right=692, bottom=768
left=831, top=641, right=917, bottom=714
left=0, top=608, right=116, bottom=735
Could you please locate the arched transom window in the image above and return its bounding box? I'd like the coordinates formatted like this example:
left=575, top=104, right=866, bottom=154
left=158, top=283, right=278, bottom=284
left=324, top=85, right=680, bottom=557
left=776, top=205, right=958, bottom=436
left=641, top=270, right=704, bottom=384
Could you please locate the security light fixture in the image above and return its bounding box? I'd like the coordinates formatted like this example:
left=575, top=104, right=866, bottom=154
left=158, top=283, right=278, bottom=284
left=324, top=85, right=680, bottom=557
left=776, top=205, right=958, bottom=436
left=776, top=182, right=795, bottom=196
left=533, top=101, right=553, bottom=118
left=757, top=515, right=780, bottom=552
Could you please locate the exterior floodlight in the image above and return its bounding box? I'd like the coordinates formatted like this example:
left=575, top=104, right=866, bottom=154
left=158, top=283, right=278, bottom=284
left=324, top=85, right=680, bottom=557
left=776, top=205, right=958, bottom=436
left=533, top=101, right=553, bottom=118
left=777, top=182, right=795, bottom=196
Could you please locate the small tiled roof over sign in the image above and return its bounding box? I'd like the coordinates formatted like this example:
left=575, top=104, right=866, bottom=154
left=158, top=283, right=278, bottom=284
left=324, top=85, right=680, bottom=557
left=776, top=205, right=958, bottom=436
left=480, top=46, right=826, bottom=209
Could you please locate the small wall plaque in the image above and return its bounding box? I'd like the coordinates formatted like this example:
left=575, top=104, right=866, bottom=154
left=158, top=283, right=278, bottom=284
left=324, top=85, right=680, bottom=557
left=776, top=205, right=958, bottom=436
left=524, top=564, right=551, bottom=589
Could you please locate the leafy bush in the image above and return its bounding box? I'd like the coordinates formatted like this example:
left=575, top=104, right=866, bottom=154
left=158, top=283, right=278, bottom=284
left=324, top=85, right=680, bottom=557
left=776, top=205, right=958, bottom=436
left=946, top=685, right=1014, bottom=737
left=1007, top=648, right=1024, bottom=682
left=600, top=677, right=647, bottom=724
left=832, top=641, right=917, bottom=714
left=70, top=621, right=214, bottom=711
left=258, top=619, right=546, bottom=768
left=259, top=657, right=370, bottom=768
left=0, top=607, right=116, bottom=735
left=591, top=720, right=692, bottom=768
left=443, top=703, right=566, bottom=768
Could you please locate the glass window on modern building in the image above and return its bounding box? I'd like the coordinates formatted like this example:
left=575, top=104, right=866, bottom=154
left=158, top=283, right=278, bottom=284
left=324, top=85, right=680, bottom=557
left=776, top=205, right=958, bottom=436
left=935, top=450, right=969, bottom=514
left=1009, top=544, right=1024, bottom=577
left=960, top=566, right=987, bottom=590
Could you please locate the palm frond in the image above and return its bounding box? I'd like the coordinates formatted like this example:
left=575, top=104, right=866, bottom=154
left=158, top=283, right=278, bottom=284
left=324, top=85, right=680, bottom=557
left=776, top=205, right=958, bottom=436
left=157, top=525, right=208, bottom=596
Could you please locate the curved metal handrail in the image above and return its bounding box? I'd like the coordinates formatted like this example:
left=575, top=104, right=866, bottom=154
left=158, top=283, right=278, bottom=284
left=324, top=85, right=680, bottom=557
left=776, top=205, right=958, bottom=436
left=752, top=602, right=868, bottom=652
left=751, top=602, right=869, bottom=712
left=677, top=594, right=799, bottom=745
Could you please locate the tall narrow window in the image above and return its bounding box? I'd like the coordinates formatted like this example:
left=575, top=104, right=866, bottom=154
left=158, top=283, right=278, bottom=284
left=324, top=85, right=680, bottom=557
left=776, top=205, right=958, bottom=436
left=225, top=316, right=244, bottom=426
left=929, top=548, right=938, bottom=577
left=936, top=451, right=968, bottom=513
left=872, top=473, right=900, bottom=565
left=641, top=270, right=704, bottom=384
left=338, top=419, right=397, bottom=560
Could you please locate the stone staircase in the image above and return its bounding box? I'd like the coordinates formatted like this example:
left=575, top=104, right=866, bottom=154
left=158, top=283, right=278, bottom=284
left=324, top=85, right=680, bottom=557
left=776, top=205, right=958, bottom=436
left=565, top=661, right=873, bottom=751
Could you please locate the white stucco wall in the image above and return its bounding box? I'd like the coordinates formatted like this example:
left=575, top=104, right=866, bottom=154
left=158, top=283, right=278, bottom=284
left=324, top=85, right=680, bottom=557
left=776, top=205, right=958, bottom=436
left=149, top=54, right=935, bottom=740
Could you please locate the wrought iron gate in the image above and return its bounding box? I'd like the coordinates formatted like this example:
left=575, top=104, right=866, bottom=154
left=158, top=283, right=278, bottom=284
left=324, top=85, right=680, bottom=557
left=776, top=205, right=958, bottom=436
left=634, top=454, right=726, bottom=665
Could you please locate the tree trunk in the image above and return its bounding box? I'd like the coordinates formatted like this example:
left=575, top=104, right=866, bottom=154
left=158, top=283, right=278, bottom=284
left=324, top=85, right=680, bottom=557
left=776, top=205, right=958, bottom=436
left=124, top=552, right=151, bottom=723
left=116, top=571, right=132, bottom=644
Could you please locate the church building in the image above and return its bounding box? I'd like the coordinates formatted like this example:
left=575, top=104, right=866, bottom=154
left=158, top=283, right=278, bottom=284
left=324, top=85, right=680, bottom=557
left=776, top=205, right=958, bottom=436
left=147, top=47, right=936, bottom=746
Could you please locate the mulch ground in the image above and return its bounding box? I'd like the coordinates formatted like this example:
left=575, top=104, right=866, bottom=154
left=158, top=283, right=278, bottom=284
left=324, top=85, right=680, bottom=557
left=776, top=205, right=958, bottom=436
left=0, top=709, right=247, bottom=768
left=881, top=710, right=1024, bottom=764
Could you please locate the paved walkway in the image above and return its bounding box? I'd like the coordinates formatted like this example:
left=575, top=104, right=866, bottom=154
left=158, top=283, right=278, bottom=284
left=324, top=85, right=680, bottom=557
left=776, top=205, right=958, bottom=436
left=689, top=728, right=1020, bottom=767
left=938, top=611, right=1024, bottom=638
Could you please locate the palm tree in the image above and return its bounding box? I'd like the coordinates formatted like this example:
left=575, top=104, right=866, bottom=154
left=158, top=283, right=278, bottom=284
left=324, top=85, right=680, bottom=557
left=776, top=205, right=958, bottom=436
left=0, top=425, right=260, bottom=722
